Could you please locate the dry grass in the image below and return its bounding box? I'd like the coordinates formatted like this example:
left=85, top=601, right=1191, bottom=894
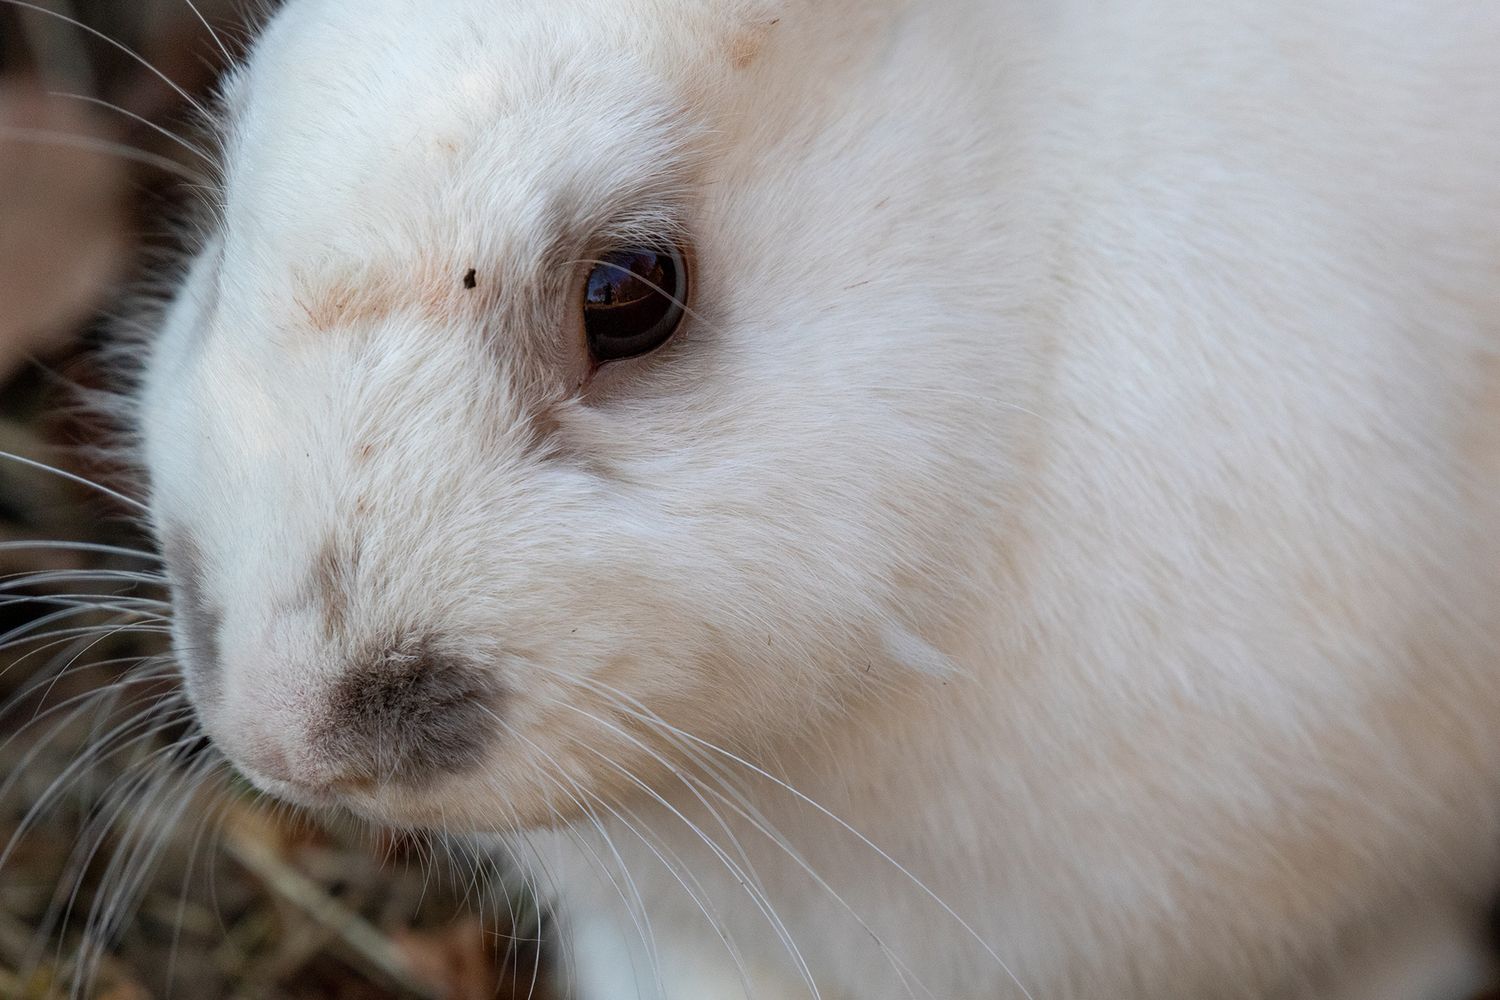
left=1, top=3, right=556, bottom=997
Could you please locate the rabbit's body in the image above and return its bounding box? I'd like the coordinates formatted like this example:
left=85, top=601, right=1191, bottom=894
left=135, top=0, right=1500, bottom=997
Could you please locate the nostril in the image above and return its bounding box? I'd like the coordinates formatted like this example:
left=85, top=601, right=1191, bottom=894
left=236, top=735, right=373, bottom=797
left=309, top=637, right=500, bottom=787
left=233, top=719, right=364, bottom=793
left=239, top=735, right=294, bottom=785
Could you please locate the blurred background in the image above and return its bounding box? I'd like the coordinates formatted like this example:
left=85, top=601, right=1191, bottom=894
left=0, top=3, right=551, bottom=997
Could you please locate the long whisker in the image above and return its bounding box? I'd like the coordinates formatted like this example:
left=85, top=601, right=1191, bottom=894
left=79, top=737, right=214, bottom=967
left=52, top=726, right=208, bottom=995
left=0, top=658, right=177, bottom=774
left=18, top=737, right=197, bottom=995
left=1, top=644, right=170, bottom=716
left=161, top=756, right=233, bottom=991
left=565, top=672, right=1038, bottom=1000
left=480, top=821, right=570, bottom=994
left=0, top=612, right=166, bottom=671
left=0, top=588, right=165, bottom=620
left=548, top=686, right=920, bottom=998
left=0, top=125, right=209, bottom=182
left=0, top=449, right=147, bottom=512
left=19, top=615, right=168, bottom=714
left=0, top=656, right=174, bottom=757
left=0, top=0, right=213, bottom=120
left=0, top=595, right=167, bottom=621
left=558, top=688, right=933, bottom=1000
left=47, top=90, right=215, bottom=164
left=179, top=0, right=234, bottom=65
left=0, top=698, right=192, bottom=917
left=486, top=730, right=667, bottom=998
left=0, top=540, right=163, bottom=563
left=0, top=567, right=168, bottom=592
left=522, top=665, right=993, bottom=998
left=506, top=696, right=823, bottom=998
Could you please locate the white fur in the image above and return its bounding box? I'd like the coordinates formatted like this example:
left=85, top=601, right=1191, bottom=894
left=136, top=0, right=1500, bottom=996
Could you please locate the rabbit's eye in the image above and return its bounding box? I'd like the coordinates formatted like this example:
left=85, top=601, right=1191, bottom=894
left=582, top=246, right=688, bottom=363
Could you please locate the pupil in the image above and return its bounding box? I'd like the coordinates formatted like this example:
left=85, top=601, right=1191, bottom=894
left=583, top=248, right=682, bottom=361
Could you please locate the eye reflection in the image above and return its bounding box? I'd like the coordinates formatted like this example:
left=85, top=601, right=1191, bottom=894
left=582, top=246, right=688, bottom=363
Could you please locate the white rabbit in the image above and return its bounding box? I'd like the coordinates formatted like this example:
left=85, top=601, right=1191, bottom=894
left=132, top=0, right=1500, bottom=996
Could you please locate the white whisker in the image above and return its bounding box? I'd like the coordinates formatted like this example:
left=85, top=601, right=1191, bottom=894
left=179, top=0, right=234, bottom=65
left=0, top=0, right=212, bottom=120
left=48, top=90, right=215, bottom=164
left=0, top=540, right=162, bottom=562
left=0, top=125, right=208, bottom=182
left=0, top=449, right=147, bottom=512
left=567, top=673, right=1036, bottom=1000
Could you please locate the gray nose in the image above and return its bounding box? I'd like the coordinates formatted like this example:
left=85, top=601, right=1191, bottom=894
left=308, top=639, right=500, bottom=787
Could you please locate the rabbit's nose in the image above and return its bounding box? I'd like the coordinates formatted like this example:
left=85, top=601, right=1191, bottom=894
left=308, top=639, right=501, bottom=786
left=223, top=638, right=501, bottom=798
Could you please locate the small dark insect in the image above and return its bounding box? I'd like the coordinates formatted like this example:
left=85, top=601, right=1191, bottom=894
left=462, top=267, right=477, bottom=290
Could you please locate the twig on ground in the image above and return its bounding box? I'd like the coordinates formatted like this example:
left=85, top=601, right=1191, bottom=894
left=224, top=823, right=446, bottom=1000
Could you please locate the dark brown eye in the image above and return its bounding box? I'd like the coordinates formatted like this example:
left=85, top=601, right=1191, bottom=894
left=582, top=245, right=688, bottom=363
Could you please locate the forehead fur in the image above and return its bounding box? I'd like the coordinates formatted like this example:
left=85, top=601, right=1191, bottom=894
left=202, top=0, right=791, bottom=366
left=218, top=0, right=780, bottom=292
